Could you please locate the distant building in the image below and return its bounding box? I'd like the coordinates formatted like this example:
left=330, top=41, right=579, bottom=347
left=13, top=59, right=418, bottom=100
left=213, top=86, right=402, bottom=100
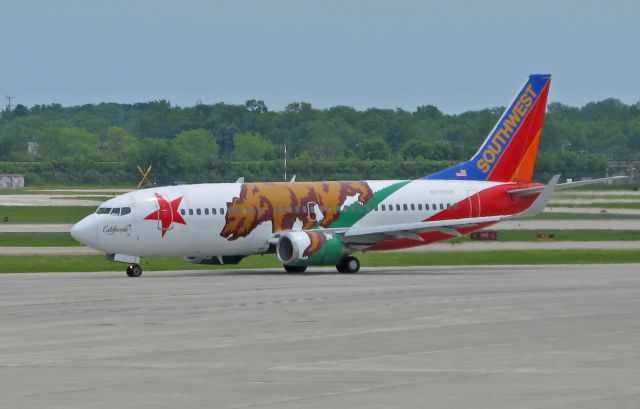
left=0, top=174, right=25, bottom=189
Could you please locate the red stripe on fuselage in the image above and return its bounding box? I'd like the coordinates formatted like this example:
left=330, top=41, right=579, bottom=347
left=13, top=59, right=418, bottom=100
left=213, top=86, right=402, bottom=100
left=366, top=183, right=542, bottom=251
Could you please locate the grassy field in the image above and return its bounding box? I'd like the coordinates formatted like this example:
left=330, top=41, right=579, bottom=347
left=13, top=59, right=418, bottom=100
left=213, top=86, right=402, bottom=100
left=1, top=250, right=639, bottom=273
left=1, top=230, right=640, bottom=247
left=0, top=233, right=80, bottom=246
left=0, top=206, right=94, bottom=223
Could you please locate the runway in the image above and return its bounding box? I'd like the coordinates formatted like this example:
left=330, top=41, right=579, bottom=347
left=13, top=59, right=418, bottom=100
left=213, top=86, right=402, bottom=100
left=2, top=265, right=640, bottom=408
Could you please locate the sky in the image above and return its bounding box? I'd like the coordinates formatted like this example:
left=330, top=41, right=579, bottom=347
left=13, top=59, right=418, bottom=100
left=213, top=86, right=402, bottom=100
left=1, top=0, right=639, bottom=113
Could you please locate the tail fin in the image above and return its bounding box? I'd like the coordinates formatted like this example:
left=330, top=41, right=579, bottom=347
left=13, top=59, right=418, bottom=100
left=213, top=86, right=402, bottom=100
left=424, top=74, right=551, bottom=182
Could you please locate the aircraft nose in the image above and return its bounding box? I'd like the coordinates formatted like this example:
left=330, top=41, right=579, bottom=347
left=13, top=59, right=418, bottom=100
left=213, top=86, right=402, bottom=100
left=70, top=217, right=97, bottom=247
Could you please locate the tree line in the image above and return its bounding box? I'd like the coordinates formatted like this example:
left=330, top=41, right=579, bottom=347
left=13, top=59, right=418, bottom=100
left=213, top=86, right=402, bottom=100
left=0, top=97, right=638, bottom=185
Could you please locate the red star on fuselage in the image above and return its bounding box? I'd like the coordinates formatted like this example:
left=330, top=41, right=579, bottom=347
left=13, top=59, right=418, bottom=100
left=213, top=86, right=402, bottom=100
left=144, top=193, right=187, bottom=237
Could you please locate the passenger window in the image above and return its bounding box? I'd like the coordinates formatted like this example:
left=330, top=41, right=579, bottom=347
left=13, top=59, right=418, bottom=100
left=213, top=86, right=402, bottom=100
left=212, top=208, right=217, bottom=215
left=403, top=204, right=408, bottom=211
left=432, top=204, right=436, bottom=210
left=454, top=203, right=459, bottom=209
left=120, top=207, right=131, bottom=216
left=220, top=208, right=225, bottom=215
left=189, top=209, right=194, bottom=215
left=252, top=208, right=257, bottom=215
left=381, top=204, right=385, bottom=211
left=196, top=209, right=201, bottom=215
left=180, top=209, right=186, bottom=216
left=411, top=204, right=415, bottom=211
left=439, top=203, right=444, bottom=210
left=418, top=204, right=422, bottom=211
left=204, top=208, right=209, bottom=215
left=396, top=204, right=401, bottom=211
left=110, top=208, right=120, bottom=216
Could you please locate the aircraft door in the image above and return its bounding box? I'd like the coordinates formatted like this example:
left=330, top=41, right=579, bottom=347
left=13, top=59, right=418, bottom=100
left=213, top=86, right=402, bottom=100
left=152, top=195, right=174, bottom=232
left=467, top=190, right=481, bottom=218
left=307, top=202, right=318, bottom=222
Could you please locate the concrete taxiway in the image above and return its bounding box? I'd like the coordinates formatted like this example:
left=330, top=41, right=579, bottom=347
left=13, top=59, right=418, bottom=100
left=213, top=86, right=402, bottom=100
left=1, top=264, right=640, bottom=408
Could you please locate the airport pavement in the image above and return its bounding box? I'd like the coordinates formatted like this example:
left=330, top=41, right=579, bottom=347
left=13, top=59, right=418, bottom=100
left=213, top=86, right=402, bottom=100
left=0, top=194, right=102, bottom=206
left=2, top=240, right=640, bottom=257
left=1, top=264, right=640, bottom=408
left=0, top=223, right=73, bottom=233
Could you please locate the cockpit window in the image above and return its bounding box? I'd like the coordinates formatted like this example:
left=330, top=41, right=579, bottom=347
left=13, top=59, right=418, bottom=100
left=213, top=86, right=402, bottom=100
left=97, top=206, right=131, bottom=216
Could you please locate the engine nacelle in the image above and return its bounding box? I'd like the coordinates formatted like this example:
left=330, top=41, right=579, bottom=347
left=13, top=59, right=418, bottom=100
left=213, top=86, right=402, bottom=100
left=276, top=231, right=346, bottom=266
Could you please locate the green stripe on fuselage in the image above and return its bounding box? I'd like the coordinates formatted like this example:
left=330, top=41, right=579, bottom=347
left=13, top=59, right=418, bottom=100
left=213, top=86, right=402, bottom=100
left=313, top=180, right=411, bottom=229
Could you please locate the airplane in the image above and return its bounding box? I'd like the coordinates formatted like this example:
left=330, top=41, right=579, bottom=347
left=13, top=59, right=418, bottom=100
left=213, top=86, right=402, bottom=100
left=71, top=74, right=622, bottom=277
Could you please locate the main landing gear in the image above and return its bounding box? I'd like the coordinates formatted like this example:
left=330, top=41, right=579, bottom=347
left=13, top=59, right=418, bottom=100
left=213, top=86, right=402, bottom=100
left=284, top=255, right=361, bottom=274
left=126, top=264, right=142, bottom=278
left=336, top=256, right=360, bottom=274
left=284, top=265, right=307, bottom=273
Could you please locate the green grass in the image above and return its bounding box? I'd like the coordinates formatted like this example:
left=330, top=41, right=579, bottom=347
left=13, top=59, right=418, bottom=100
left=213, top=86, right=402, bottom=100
left=1, top=250, right=640, bottom=273
left=2, top=230, right=639, bottom=248
left=0, top=206, right=94, bottom=223
left=0, top=233, right=80, bottom=247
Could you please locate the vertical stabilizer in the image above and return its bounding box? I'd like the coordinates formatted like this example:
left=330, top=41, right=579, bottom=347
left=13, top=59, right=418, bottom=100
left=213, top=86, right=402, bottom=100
left=424, top=74, right=551, bottom=182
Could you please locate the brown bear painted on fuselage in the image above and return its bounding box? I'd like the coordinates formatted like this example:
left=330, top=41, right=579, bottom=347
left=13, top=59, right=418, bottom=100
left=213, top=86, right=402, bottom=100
left=220, top=181, right=373, bottom=241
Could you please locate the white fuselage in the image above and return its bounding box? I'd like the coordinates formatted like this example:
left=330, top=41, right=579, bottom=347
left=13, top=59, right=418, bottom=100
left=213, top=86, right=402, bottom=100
left=72, top=179, right=507, bottom=258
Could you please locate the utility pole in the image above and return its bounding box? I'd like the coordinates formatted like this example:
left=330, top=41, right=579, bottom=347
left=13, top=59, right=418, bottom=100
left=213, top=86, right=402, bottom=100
left=283, top=139, right=288, bottom=181
left=5, top=95, right=14, bottom=112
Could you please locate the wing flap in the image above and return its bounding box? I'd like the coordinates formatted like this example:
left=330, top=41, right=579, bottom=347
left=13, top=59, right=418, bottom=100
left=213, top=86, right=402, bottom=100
left=343, top=215, right=507, bottom=239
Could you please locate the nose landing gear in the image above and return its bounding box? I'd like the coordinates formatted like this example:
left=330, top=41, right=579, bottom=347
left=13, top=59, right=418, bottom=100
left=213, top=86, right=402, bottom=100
left=126, top=264, right=142, bottom=277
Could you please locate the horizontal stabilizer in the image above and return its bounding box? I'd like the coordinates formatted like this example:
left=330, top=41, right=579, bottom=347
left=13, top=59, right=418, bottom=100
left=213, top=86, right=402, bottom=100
left=507, top=175, right=628, bottom=196
left=511, top=174, right=559, bottom=218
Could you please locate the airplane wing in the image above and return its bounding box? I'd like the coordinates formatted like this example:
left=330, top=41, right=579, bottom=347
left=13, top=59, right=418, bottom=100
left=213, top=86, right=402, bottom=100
left=506, top=175, right=627, bottom=196
left=341, top=215, right=508, bottom=243
left=339, top=174, right=560, bottom=243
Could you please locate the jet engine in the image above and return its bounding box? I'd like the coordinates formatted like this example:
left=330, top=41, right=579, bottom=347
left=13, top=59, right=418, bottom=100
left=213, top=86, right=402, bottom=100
left=276, top=231, right=346, bottom=266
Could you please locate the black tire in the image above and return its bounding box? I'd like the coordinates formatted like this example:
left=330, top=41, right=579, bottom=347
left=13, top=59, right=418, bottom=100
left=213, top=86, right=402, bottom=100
left=336, top=256, right=360, bottom=273
left=284, top=265, right=307, bottom=273
left=126, top=264, right=142, bottom=277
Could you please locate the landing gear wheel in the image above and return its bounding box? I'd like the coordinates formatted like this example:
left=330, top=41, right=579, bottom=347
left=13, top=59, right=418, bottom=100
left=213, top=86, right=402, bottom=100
left=126, top=264, right=142, bottom=277
left=336, top=256, right=360, bottom=273
left=284, top=265, right=307, bottom=273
